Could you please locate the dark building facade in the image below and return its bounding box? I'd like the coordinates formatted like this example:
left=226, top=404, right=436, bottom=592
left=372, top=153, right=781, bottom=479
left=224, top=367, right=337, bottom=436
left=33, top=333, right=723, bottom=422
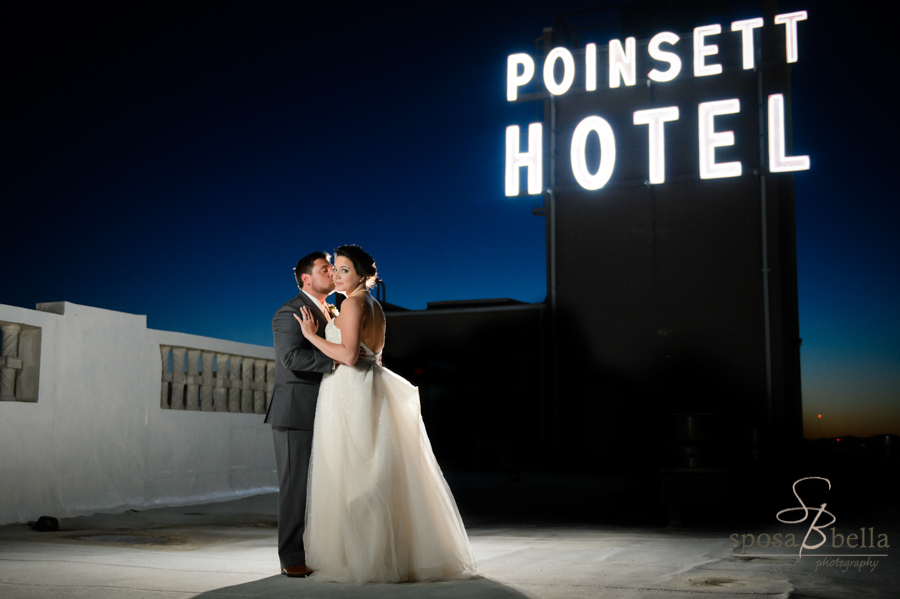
left=532, top=0, right=803, bottom=471
left=381, top=301, right=547, bottom=471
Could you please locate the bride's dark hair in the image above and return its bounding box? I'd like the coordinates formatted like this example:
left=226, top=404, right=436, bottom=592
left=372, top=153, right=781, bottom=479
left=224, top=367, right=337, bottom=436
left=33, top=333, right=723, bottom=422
left=335, top=245, right=377, bottom=289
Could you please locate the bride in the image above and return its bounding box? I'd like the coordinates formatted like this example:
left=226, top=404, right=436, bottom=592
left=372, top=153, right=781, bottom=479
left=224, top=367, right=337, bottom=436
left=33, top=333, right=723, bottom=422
left=294, top=245, right=476, bottom=583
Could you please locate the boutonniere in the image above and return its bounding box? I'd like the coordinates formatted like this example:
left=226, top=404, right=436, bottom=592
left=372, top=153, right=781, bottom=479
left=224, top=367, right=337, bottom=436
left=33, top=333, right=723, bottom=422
left=326, top=303, right=339, bottom=318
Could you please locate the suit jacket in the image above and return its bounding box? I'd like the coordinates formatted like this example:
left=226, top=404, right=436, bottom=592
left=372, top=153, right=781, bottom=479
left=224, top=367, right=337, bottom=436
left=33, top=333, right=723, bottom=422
left=264, top=293, right=334, bottom=429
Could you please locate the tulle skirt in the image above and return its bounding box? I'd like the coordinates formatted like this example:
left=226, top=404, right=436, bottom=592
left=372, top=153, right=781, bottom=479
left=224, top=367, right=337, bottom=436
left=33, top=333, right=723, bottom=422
left=303, top=362, right=476, bottom=583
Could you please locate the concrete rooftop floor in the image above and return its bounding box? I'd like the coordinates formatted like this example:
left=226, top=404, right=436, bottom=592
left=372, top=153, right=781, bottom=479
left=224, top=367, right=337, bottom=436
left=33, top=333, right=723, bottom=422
left=1, top=470, right=897, bottom=599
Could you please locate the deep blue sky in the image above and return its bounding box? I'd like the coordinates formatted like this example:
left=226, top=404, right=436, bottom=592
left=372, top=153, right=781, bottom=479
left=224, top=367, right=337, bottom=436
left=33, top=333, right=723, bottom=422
left=3, top=1, right=897, bottom=436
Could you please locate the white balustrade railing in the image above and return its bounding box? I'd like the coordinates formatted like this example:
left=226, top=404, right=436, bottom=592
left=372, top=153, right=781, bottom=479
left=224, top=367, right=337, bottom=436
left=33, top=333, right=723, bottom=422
left=159, top=346, right=275, bottom=414
left=0, top=320, right=41, bottom=402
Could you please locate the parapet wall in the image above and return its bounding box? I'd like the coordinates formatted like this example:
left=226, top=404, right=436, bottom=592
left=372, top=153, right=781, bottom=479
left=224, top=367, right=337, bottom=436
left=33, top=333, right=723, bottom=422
left=0, top=301, right=277, bottom=525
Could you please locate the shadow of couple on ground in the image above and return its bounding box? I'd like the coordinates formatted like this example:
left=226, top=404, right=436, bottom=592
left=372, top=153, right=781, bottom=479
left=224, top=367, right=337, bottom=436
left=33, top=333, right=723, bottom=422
left=191, top=573, right=530, bottom=598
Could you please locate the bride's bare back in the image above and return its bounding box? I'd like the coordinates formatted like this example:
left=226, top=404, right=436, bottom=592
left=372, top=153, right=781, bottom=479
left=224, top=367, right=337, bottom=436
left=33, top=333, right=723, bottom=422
left=335, top=292, right=384, bottom=354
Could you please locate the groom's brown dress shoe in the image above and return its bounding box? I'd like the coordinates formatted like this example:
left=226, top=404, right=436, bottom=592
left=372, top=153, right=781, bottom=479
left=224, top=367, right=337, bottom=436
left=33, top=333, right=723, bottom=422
left=281, top=564, right=313, bottom=578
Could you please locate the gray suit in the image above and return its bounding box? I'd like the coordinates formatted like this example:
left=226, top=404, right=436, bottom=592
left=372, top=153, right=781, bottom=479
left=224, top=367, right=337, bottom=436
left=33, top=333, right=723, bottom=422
left=264, top=292, right=333, bottom=569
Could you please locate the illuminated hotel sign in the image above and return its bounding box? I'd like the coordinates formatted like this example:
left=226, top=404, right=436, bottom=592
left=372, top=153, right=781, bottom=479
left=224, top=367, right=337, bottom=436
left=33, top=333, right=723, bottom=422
left=504, top=10, right=810, bottom=196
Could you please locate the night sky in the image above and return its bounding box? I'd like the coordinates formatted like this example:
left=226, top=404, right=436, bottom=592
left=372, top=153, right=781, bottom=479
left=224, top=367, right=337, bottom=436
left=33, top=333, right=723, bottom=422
left=3, top=1, right=897, bottom=438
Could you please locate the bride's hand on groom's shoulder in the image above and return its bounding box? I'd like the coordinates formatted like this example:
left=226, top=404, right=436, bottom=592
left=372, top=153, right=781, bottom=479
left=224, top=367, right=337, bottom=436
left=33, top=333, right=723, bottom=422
left=293, top=308, right=319, bottom=339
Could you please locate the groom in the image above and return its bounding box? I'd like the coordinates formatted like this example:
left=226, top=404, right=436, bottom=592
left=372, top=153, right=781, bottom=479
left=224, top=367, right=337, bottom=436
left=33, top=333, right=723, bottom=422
left=264, top=251, right=337, bottom=578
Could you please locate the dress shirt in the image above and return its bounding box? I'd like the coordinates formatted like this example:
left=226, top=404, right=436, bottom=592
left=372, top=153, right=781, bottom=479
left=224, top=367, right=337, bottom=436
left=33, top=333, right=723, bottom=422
left=302, top=289, right=332, bottom=322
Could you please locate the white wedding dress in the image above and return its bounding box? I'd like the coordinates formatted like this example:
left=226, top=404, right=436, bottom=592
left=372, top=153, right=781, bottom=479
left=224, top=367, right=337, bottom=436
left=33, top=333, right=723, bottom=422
left=303, top=320, right=476, bottom=583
